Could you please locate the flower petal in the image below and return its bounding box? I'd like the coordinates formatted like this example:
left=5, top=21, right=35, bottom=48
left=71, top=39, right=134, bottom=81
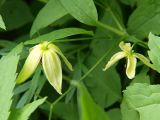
left=119, top=41, right=132, bottom=52
left=42, top=50, right=62, bottom=94
left=133, top=53, right=154, bottom=69
left=48, top=44, right=73, bottom=71
left=126, top=55, right=137, bottom=79
left=16, top=45, right=43, bottom=84
left=103, top=51, right=126, bottom=71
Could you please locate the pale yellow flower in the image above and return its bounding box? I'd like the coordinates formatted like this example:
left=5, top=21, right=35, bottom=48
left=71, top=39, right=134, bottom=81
left=16, top=41, right=73, bottom=94
left=103, top=41, right=153, bottom=79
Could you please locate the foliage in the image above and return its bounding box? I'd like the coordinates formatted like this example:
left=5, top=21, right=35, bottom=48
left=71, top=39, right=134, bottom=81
left=1, top=0, right=160, bottom=120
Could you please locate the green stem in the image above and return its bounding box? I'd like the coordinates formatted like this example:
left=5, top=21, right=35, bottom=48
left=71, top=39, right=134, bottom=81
left=63, top=75, right=71, bottom=82
left=51, top=37, right=113, bottom=43
left=37, top=0, right=48, bottom=3
left=48, top=37, right=125, bottom=119
left=49, top=104, right=53, bottom=120
left=79, top=37, right=124, bottom=81
left=125, top=33, right=148, bottom=48
left=51, top=37, right=93, bottom=43
left=48, top=88, right=72, bottom=119
left=95, top=1, right=124, bottom=31
left=67, top=45, right=89, bottom=56
left=96, top=21, right=126, bottom=36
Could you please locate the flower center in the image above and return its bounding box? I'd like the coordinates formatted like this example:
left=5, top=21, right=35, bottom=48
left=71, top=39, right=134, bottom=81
left=40, top=41, right=50, bottom=51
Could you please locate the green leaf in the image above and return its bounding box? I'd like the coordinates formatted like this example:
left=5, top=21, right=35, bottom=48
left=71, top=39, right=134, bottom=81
left=0, top=44, right=23, bottom=120
left=120, top=0, right=137, bottom=6
left=30, top=0, right=68, bottom=37
left=0, top=15, right=5, bottom=30
left=121, top=99, right=139, bottom=120
left=0, top=0, right=33, bottom=30
left=122, top=83, right=160, bottom=120
left=8, top=97, right=46, bottom=120
left=131, top=67, right=150, bottom=84
left=65, top=52, right=84, bottom=103
left=25, top=28, right=93, bottom=45
left=16, top=66, right=41, bottom=108
left=148, top=33, right=160, bottom=72
left=108, top=108, right=121, bottom=120
left=127, top=0, right=160, bottom=39
left=59, top=0, right=98, bottom=26
left=0, top=0, right=5, bottom=8
left=14, top=81, right=30, bottom=95
left=40, top=102, right=78, bottom=120
left=124, top=83, right=160, bottom=109
left=53, top=102, right=78, bottom=120
left=0, top=40, right=16, bottom=48
left=77, top=83, right=110, bottom=120
left=137, top=104, right=160, bottom=120
left=85, top=11, right=122, bottom=107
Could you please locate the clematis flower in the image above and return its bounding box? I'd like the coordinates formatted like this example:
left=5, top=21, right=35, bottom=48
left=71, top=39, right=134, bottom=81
left=16, top=41, right=73, bottom=94
left=103, top=41, right=153, bottom=79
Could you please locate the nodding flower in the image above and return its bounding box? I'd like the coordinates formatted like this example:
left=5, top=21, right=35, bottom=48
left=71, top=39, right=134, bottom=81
left=103, top=41, right=154, bottom=79
left=16, top=41, right=73, bottom=94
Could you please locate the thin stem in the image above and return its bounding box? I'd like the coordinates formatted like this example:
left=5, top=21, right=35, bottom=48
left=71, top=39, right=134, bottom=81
left=49, top=104, right=53, bottom=120
left=51, top=37, right=93, bottom=43
left=79, top=38, right=123, bottom=81
left=48, top=88, right=72, bottom=119
left=96, top=21, right=126, bottom=36
left=48, top=37, right=125, bottom=119
left=37, top=0, right=48, bottom=3
left=125, top=33, right=148, bottom=48
left=95, top=1, right=124, bottom=31
left=67, top=45, right=89, bottom=56
left=63, top=75, right=71, bottom=82
left=51, top=37, right=112, bottom=43
left=36, top=94, right=51, bottom=105
left=107, top=8, right=124, bottom=31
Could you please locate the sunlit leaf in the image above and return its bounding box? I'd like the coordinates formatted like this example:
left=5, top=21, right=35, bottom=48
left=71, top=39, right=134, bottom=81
left=77, top=83, right=110, bottom=120
left=0, top=44, right=23, bottom=120
left=60, top=0, right=98, bottom=25
left=26, top=28, right=93, bottom=45
left=30, top=0, right=68, bottom=37
left=8, top=97, right=46, bottom=120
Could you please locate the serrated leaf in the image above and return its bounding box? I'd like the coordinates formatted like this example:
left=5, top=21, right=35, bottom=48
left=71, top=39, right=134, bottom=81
left=124, top=83, right=160, bottom=109
left=122, top=83, right=160, bottom=120
left=77, top=83, right=110, bottom=120
left=59, top=0, right=98, bottom=26
left=30, top=0, right=68, bottom=37
left=0, top=44, right=23, bottom=120
left=148, top=33, right=160, bottom=72
left=8, top=97, right=46, bottom=120
left=26, top=28, right=93, bottom=45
